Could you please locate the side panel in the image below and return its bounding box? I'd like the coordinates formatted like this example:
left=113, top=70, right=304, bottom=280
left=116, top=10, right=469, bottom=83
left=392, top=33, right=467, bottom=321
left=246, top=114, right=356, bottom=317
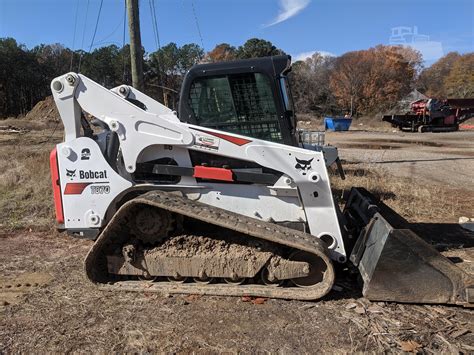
left=246, top=145, right=346, bottom=261
left=56, top=137, right=132, bottom=229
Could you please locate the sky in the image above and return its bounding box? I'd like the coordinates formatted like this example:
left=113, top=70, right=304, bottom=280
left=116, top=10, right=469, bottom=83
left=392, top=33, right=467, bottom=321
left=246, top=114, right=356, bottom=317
left=0, top=0, right=473, bottom=65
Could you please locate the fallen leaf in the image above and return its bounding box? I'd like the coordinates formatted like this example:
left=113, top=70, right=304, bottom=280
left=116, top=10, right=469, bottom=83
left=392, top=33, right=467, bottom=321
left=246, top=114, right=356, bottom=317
left=251, top=297, right=267, bottom=305
left=345, top=302, right=357, bottom=309
left=400, top=340, right=422, bottom=352
left=186, top=294, right=201, bottom=302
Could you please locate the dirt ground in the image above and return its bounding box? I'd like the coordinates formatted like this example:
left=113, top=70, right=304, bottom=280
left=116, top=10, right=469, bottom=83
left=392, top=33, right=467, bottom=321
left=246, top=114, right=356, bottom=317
left=327, top=130, right=474, bottom=191
left=0, top=123, right=473, bottom=353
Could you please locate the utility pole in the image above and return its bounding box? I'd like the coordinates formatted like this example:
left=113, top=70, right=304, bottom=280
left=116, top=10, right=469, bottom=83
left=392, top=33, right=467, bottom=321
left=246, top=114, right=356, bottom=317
left=126, top=0, right=144, bottom=91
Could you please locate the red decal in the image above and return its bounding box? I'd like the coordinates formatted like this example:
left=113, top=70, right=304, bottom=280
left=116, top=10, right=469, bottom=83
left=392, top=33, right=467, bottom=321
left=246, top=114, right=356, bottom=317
left=194, top=128, right=252, bottom=146
left=49, top=148, right=64, bottom=224
left=193, top=166, right=234, bottom=182
left=64, top=182, right=92, bottom=195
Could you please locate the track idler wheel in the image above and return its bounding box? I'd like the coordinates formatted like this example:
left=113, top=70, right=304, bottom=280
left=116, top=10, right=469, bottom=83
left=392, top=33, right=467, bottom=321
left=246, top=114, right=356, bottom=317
left=289, top=250, right=328, bottom=287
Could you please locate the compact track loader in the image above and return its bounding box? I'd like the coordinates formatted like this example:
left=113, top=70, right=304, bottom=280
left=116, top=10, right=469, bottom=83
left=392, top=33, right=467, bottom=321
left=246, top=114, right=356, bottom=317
left=49, top=56, right=473, bottom=305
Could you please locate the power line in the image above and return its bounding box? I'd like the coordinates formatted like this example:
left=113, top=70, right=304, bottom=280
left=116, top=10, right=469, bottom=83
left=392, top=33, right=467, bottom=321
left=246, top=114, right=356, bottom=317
left=190, top=0, right=204, bottom=51
left=88, top=0, right=104, bottom=53
left=78, top=0, right=91, bottom=72
left=151, top=0, right=161, bottom=50
left=69, top=0, right=80, bottom=71
left=93, top=10, right=125, bottom=46
left=149, top=0, right=164, bottom=88
left=151, top=0, right=161, bottom=49
left=149, top=0, right=159, bottom=50
left=80, top=0, right=90, bottom=50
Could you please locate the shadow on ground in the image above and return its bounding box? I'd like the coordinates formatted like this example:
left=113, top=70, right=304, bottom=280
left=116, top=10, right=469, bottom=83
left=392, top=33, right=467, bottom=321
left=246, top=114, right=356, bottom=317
left=411, top=223, right=474, bottom=250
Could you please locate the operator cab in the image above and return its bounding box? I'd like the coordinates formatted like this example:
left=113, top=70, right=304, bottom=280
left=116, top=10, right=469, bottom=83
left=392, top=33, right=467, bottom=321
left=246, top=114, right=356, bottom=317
left=178, top=55, right=298, bottom=146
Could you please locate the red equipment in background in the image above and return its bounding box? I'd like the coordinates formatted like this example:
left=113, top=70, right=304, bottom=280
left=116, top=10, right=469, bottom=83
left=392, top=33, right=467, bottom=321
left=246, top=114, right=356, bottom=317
left=383, top=98, right=474, bottom=132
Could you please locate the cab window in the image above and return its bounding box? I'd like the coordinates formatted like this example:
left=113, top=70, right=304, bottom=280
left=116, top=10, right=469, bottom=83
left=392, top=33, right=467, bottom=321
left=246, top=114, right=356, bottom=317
left=188, top=72, right=283, bottom=142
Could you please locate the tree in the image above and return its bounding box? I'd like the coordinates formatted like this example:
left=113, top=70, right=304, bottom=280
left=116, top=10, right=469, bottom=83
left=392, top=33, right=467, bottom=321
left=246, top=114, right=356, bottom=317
left=329, top=45, right=421, bottom=115
left=116, top=44, right=132, bottom=85
left=0, top=38, right=45, bottom=116
left=148, top=42, right=204, bottom=107
left=417, top=52, right=461, bottom=97
left=206, top=43, right=237, bottom=62
left=289, top=52, right=337, bottom=114
left=444, top=53, right=474, bottom=98
left=236, top=38, right=285, bottom=59
left=329, top=50, right=366, bottom=115
left=80, top=45, right=122, bottom=88
left=179, top=43, right=205, bottom=71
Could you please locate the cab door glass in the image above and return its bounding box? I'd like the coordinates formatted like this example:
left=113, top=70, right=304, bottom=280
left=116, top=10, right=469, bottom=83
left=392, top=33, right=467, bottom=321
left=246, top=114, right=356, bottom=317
left=188, top=77, right=237, bottom=125
left=188, top=73, right=283, bottom=142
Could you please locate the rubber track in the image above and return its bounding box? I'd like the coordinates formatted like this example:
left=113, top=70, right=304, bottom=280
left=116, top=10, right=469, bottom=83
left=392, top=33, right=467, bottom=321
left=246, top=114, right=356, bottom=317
left=85, top=190, right=335, bottom=300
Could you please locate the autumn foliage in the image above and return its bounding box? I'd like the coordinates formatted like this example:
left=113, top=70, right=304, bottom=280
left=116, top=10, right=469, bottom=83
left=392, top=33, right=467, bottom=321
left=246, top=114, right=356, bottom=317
left=332, top=46, right=422, bottom=114
left=0, top=35, right=472, bottom=119
left=289, top=45, right=423, bottom=115
left=419, top=52, right=474, bottom=98
left=205, top=39, right=284, bottom=63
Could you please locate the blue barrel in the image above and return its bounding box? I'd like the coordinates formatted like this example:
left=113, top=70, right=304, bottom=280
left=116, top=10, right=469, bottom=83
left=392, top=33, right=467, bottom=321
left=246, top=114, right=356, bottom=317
left=324, top=117, right=352, bottom=131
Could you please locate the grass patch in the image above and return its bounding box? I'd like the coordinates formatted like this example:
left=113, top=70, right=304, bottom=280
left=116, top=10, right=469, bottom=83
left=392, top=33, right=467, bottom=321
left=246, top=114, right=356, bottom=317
left=0, top=131, right=61, bottom=231
left=330, top=164, right=471, bottom=222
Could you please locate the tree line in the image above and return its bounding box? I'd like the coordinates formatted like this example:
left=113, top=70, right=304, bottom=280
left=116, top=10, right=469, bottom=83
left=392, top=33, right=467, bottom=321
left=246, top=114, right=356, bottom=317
left=0, top=36, right=472, bottom=118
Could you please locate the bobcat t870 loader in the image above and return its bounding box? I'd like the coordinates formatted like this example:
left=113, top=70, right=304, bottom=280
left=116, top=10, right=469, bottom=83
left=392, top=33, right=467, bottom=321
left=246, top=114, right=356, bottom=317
left=49, top=55, right=473, bottom=305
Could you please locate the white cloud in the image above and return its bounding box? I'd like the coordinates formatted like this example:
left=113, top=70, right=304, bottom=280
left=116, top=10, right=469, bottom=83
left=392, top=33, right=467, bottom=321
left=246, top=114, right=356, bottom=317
left=264, top=0, right=311, bottom=28
left=293, top=50, right=335, bottom=62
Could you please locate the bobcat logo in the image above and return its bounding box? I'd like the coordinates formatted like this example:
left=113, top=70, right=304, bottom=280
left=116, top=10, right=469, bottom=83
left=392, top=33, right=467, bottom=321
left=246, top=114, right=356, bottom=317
left=295, top=157, right=313, bottom=175
left=66, top=169, right=76, bottom=179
